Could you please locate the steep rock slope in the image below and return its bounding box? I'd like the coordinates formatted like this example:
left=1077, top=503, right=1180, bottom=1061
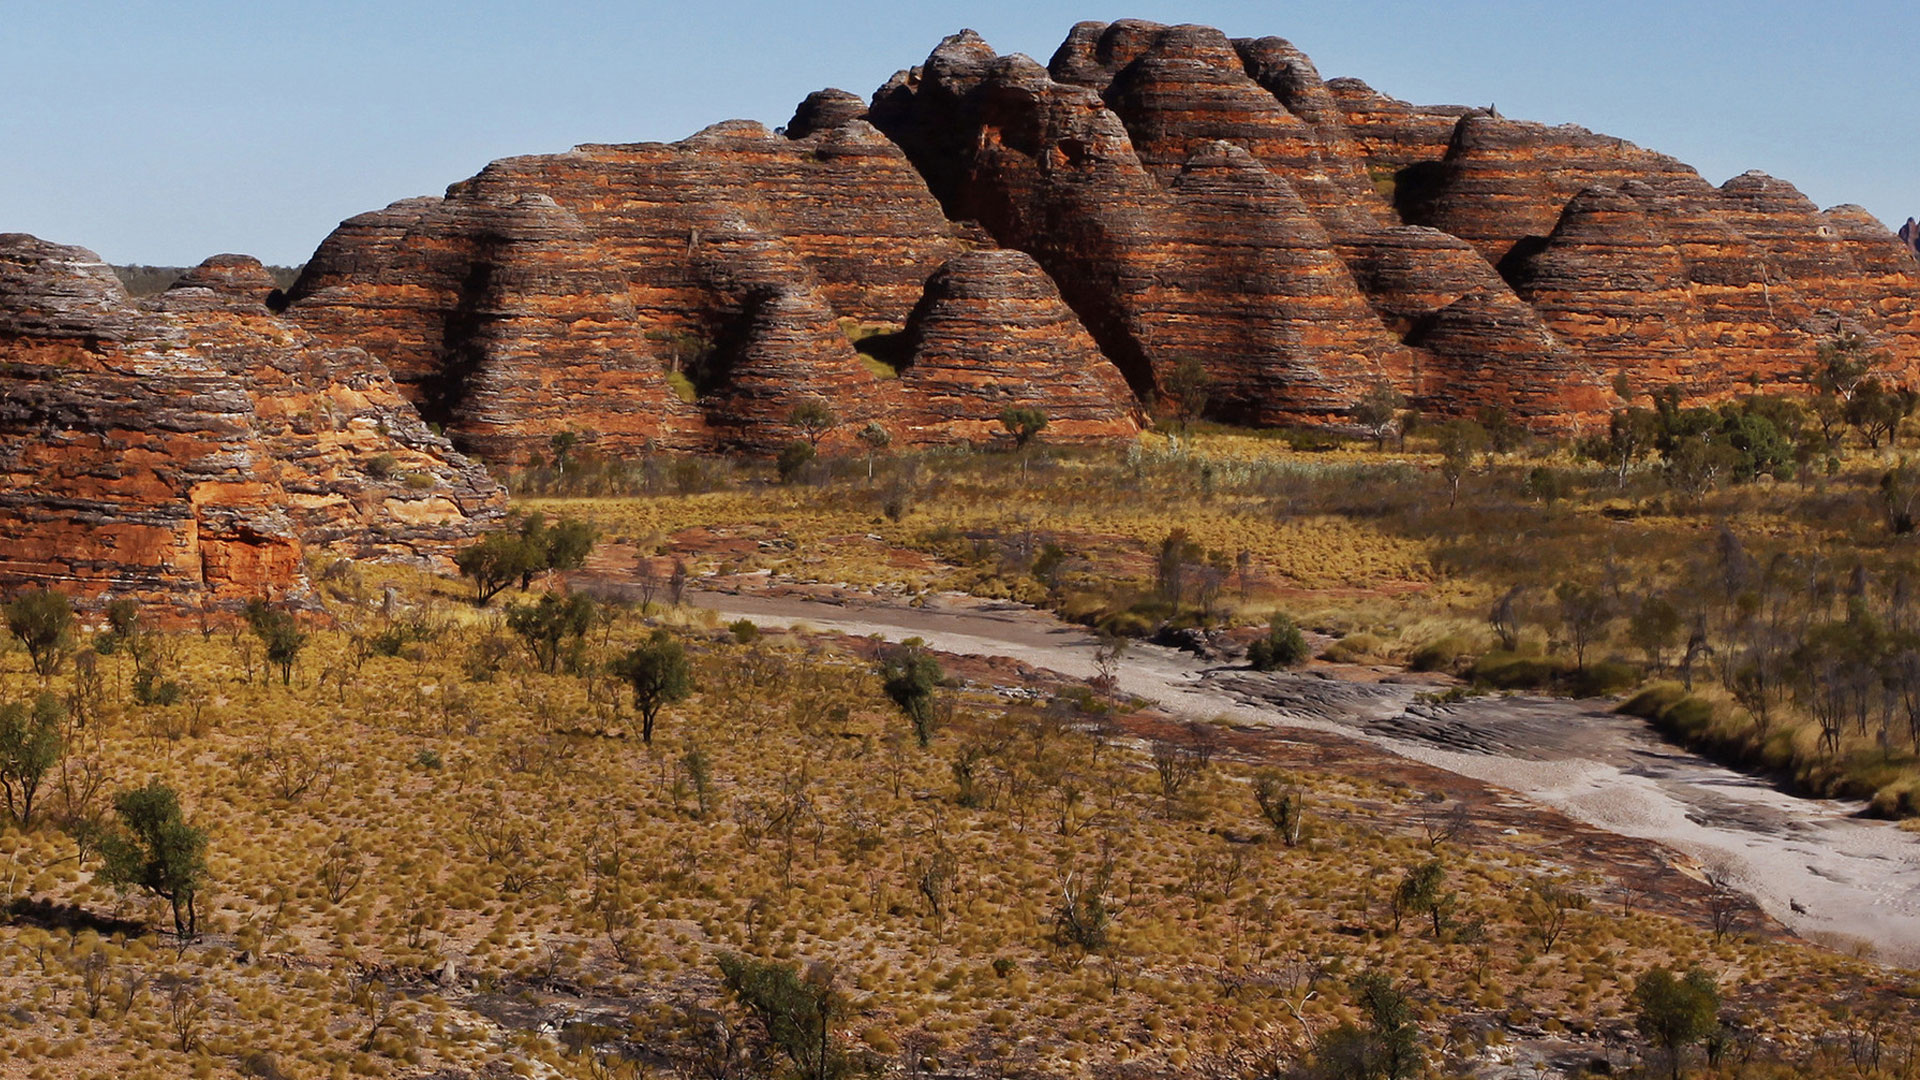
left=285, top=113, right=1139, bottom=458
left=278, top=20, right=1920, bottom=444
left=0, top=234, right=504, bottom=609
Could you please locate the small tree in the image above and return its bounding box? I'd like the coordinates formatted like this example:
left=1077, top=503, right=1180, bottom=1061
left=456, top=531, right=535, bottom=605
left=1393, top=858, right=1450, bottom=937
left=614, top=629, right=693, bottom=743
left=1632, top=966, right=1721, bottom=1080
left=1354, top=380, right=1406, bottom=449
left=537, top=515, right=598, bottom=579
left=1518, top=876, right=1589, bottom=954
left=1329, top=971, right=1421, bottom=1080
left=856, top=421, right=891, bottom=482
left=788, top=397, right=839, bottom=450
left=1247, top=615, right=1309, bottom=671
left=0, top=693, right=63, bottom=827
left=6, top=588, right=75, bottom=679
left=1000, top=406, right=1048, bottom=478
left=506, top=592, right=597, bottom=674
left=1553, top=581, right=1611, bottom=672
left=1161, top=356, right=1212, bottom=443
left=97, top=780, right=209, bottom=939
left=245, top=600, right=307, bottom=686
left=879, top=638, right=943, bottom=747
left=1252, top=770, right=1306, bottom=845
left=716, top=954, right=848, bottom=1080
left=1435, top=419, right=1489, bottom=508
left=1628, top=595, right=1684, bottom=669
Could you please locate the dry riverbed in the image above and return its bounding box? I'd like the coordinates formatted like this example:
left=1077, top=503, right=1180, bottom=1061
left=691, top=585, right=1920, bottom=969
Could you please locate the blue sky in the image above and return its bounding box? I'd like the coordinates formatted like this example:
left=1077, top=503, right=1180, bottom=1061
left=3, top=0, right=1914, bottom=265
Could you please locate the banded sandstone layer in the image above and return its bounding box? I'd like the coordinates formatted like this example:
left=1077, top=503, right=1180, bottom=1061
left=0, top=236, right=506, bottom=608
left=278, top=20, right=1920, bottom=459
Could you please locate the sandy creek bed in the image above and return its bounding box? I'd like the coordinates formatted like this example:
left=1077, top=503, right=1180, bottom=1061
left=691, top=587, right=1920, bottom=968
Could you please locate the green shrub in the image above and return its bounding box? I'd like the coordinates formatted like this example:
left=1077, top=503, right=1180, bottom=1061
left=665, top=370, right=698, bottom=403
left=776, top=441, right=816, bottom=484
left=1248, top=615, right=1309, bottom=671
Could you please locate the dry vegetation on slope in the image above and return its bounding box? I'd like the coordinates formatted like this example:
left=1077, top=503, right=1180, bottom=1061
left=1, top=567, right=1916, bottom=1080
left=9, top=386, right=1920, bottom=1078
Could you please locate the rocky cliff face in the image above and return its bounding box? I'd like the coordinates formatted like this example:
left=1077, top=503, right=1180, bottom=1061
left=0, top=234, right=505, bottom=610
left=21, top=20, right=1916, bottom=475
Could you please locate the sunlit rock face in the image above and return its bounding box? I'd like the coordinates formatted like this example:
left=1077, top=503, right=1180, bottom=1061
left=0, top=232, right=505, bottom=610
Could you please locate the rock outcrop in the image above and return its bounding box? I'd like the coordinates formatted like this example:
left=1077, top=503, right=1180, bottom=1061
left=267, top=20, right=1920, bottom=444
left=896, top=249, right=1140, bottom=443
left=0, top=233, right=505, bottom=610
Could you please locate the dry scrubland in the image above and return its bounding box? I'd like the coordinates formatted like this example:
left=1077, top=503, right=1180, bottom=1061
left=520, top=414, right=1920, bottom=818
left=5, top=416, right=1920, bottom=1078
left=2, top=577, right=1917, bottom=1080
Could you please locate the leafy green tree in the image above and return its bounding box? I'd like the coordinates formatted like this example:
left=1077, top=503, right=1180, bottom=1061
left=788, top=398, right=839, bottom=449
left=0, top=692, right=63, bottom=827
left=534, top=515, right=597, bottom=579
left=879, top=638, right=943, bottom=747
left=456, top=531, right=537, bottom=605
left=1393, top=858, right=1450, bottom=936
left=1475, top=404, right=1527, bottom=454
left=614, top=629, right=694, bottom=743
left=1807, top=331, right=1882, bottom=449
left=1585, top=404, right=1661, bottom=486
left=998, top=405, right=1048, bottom=449
left=1247, top=615, right=1309, bottom=671
left=506, top=592, right=597, bottom=674
left=97, top=780, right=209, bottom=939
left=716, top=954, right=849, bottom=1080
left=244, top=599, right=307, bottom=686
left=1311, top=971, right=1421, bottom=1080
left=548, top=430, right=580, bottom=472
left=1155, top=527, right=1206, bottom=606
left=1354, top=380, right=1406, bottom=449
left=5, top=588, right=75, bottom=679
left=1846, top=377, right=1914, bottom=449
left=1632, top=966, right=1721, bottom=1080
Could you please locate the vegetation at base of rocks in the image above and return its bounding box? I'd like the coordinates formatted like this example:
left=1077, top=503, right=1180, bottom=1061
left=454, top=510, right=598, bottom=604
left=506, top=375, right=1920, bottom=817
